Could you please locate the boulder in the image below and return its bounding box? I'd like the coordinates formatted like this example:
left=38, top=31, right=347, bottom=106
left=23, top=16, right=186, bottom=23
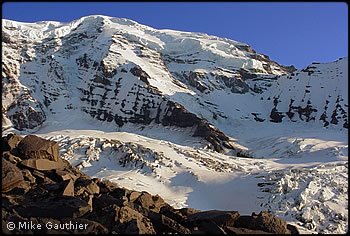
left=96, top=179, right=119, bottom=194
left=74, top=177, right=100, bottom=196
left=16, top=135, right=60, bottom=162
left=148, top=211, right=191, bottom=234
left=234, top=211, right=291, bottom=234
left=54, top=169, right=78, bottom=182
left=93, top=194, right=126, bottom=209
left=134, top=192, right=167, bottom=213
left=61, top=179, right=75, bottom=196
left=129, top=191, right=142, bottom=202
left=110, top=187, right=131, bottom=199
left=188, top=210, right=240, bottom=228
left=2, top=159, right=24, bottom=192
left=113, top=206, right=156, bottom=234
left=20, top=159, right=65, bottom=171
left=159, top=205, right=187, bottom=223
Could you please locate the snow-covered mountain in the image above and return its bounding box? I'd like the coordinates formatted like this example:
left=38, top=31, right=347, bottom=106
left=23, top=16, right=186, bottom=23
left=2, top=15, right=348, bottom=234
left=2, top=15, right=347, bottom=147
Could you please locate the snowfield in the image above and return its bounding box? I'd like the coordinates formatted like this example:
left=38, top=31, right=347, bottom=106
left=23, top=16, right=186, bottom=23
left=4, top=117, right=348, bottom=234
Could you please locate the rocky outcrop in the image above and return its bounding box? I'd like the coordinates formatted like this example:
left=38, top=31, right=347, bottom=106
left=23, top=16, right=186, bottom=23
left=234, top=211, right=295, bottom=234
left=2, top=159, right=24, bottom=192
left=2, top=134, right=299, bottom=234
left=16, top=135, right=61, bottom=162
left=160, top=101, right=235, bottom=153
left=2, top=133, right=23, bottom=152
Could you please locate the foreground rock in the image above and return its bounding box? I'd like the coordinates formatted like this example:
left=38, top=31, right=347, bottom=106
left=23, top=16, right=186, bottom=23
left=2, top=134, right=299, bottom=234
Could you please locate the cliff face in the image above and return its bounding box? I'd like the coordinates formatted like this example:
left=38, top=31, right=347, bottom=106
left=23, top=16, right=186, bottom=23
left=2, top=134, right=298, bottom=234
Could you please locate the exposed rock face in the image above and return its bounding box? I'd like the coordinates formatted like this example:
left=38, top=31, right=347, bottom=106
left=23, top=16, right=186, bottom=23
left=2, top=134, right=299, bottom=234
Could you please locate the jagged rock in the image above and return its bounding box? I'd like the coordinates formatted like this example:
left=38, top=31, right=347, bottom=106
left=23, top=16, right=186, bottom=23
left=234, top=211, right=291, bottom=234
left=20, top=158, right=65, bottom=171
left=179, top=207, right=201, bottom=218
left=148, top=211, right=191, bottom=234
left=16, top=135, right=61, bottom=162
left=185, top=210, right=242, bottom=234
left=74, top=177, right=100, bottom=196
left=134, top=192, right=167, bottom=213
left=21, top=169, right=36, bottom=183
left=31, top=169, right=46, bottom=179
left=2, top=133, right=23, bottom=151
left=3, top=151, right=22, bottom=164
left=61, top=179, right=75, bottom=196
left=54, top=169, right=78, bottom=182
left=129, top=191, right=142, bottom=202
left=110, top=186, right=131, bottom=199
left=84, top=204, right=120, bottom=231
left=188, top=210, right=240, bottom=228
left=94, top=194, right=127, bottom=210
left=130, top=65, right=151, bottom=85
left=218, top=73, right=250, bottom=94
left=2, top=159, right=24, bottom=192
left=95, top=179, right=119, bottom=193
left=114, top=206, right=156, bottom=234
left=10, top=180, right=31, bottom=195
left=183, top=71, right=208, bottom=92
left=6, top=99, right=46, bottom=131
left=159, top=205, right=187, bottom=223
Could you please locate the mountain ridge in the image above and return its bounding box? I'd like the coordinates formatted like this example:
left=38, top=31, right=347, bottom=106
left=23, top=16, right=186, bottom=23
left=2, top=15, right=348, bottom=152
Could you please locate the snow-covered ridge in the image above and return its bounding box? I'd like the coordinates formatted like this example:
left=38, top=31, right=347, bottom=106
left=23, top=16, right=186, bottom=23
left=1, top=15, right=292, bottom=148
left=2, top=15, right=288, bottom=72
left=2, top=15, right=347, bottom=139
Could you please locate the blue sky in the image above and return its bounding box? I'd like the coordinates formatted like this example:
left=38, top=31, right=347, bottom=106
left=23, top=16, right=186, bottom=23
left=2, top=2, right=348, bottom=69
